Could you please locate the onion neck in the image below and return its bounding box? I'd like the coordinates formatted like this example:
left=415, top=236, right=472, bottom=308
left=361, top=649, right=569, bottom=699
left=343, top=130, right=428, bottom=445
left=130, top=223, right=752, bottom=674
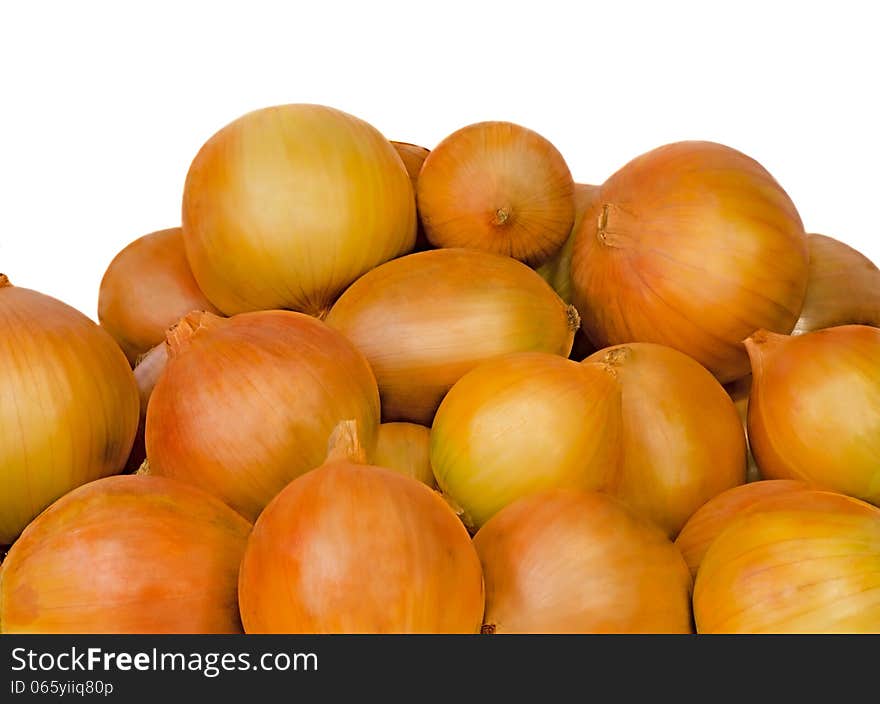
left=165, top=310, right=224, bottom=358
left=743, top=329, right=788, bottom=377
left=596, top=203, right=637, bottom=248
left=325, top=419, right=367, bottom=465
left=0, top=274, right=10, bottom=288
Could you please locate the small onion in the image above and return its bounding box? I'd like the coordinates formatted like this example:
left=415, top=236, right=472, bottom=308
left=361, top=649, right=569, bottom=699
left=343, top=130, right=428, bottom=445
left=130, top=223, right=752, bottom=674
left=123, top=343, right=170, bottom=473
left=417, top=121, right=575, bottom=266
left=793, top=233, right=880, bottom=334
left=391, top=141, right=431, bottom=251
left=474, top=490, right=693, bottom=634
left=98, top=227, right=220, bottom=364
left=325, top=248, right=578, bottom=425
left=373, top=422, right=435, bottom=487
left=146, top=310, right=380, bottom=521
left=0, top=275, right=138, bottom=544
left=724, top=375, right=761, bottom=482
left=694, top=502, right=880, bottom=633
left=571, top=141, right=809, bottom=383
left=431, top=344, right=745, bottom=535
left=745, top=325, right=880, bottom=505
left=0, top=475, right=251, bottom=633
left=238, top=421, right=484, bottom=633
left=183, top=104, right=416, bottom=316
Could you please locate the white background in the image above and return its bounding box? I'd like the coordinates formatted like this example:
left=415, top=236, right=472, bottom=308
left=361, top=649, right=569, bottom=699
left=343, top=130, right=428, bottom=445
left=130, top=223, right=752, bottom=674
left=1, top=0, right=877, bottom=319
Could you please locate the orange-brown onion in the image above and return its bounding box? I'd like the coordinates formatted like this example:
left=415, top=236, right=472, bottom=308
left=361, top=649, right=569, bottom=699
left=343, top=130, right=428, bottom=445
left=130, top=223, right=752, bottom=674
left=536, top=184, right=600, bottom=303
left=571, top=141, right=809, bottom=383
left=431, top=344, right=745, bottom=535
left=793, top=233, right=880, bottom=334
left=373, top=422, right=435, bottom=487
left=474, top=490, right=693, bottom=633
left=693, top=500, right=880, bottom=633
left=123, top=342, right=170, bottom=473
left=391, top=141, right=431, bottom=251
left=416, top=121, right=574, bottom=266
left=745, top=325, right=880, bottom=505
left=724, top=375, right=761, bottom=483
left=98, top=227, right=220, bottom=364
left=183, top=104, right=416, bottom=316
left=145, top=310, right=380, bottom=521
left=325, top=248, right=578, bottom=425
left=238, top=421, right=484, bottom=633
left=0, top=475, right=250, bottom=633
left=0, top=275, right=138, bottom=544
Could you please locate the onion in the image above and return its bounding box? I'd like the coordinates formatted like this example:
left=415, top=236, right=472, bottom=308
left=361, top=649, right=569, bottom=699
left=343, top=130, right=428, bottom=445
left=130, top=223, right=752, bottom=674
left=146, top=310, right=380, bottom=521
left=745, top=325, right=880, bottom=505
left=98, top=227, right=220, bottom=364
left=693, top=500, right=880, bottom=633
left=238, top=420, right=484, bottom=633
left=392, top=141, right=431, bottom=251
left=431, top=343, right=745, bottom=534
left=793, top=233, right=880, bottom=334
left=724, top=375, right=760, bottom=482
left=183, top=104, right=416, bottom=316
left=122, top=343, right=170, bottom=473
left=373, top=422, right=435, bottom=487
left=416, top=121, right=575, bottom=266
left=0, top=475, right=250, bottom=633
left=325, top=248, right=578, bottom=425
left=474, top=490, right=693, bottom=633
left=570, top=141, right=809, bottom=383
left=0, top=275, right=138, bottom=544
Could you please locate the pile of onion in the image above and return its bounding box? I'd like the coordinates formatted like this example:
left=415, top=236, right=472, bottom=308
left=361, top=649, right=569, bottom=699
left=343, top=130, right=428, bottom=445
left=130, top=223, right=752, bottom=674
left=373, top=422, right=435, bottom=487
left=391, top=141, right=431, bottom=250
left=183, top=104, right=416, bottom=316
left=745, top=325, right=880, bottom=505
left=325, top=248, right=578, bottom=424
left=570, top=141, right=809, bottom=383
left=0, top=275, right=138, bottom=544
left=431, top=343, right=745, bottom=535
left=238, top=421, right=484, bottom=633
left=145, top=310, right=380, bottom=521
left=474, top=490, right=693, bottom=633
left=0, top=475, right=250, bottom=633
left=416, top=121, right=575, bottom=266
left=98, top=227, right=220, bottom=364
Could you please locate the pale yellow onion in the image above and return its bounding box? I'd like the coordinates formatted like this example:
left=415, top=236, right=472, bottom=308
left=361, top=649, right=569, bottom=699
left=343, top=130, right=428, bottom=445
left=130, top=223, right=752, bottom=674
left=183, top=104, right=416, bottom=316
left=373, top=422, right=435, bottom=487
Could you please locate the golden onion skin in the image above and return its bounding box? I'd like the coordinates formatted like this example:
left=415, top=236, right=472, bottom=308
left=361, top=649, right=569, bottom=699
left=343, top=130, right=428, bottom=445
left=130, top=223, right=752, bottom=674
left=145, top=310, right=380, bottom=521
left=474, top=490, right=693, bottom=634
left=0, top=475, right=251, bottom=633
left=417, top=121, right=575, bottom=266
left=183, top=104, right=416, bottom=316
left=745, top=326, right=880, bottom=505
left=325, top=248, right=577, bottom=425
left=694, top=505, right=880, bottom=633
left=373, top=422, right=435, bottom=487
left=0, top=276, right=139, bottom=544
left=571, top=141, right=809, bottom=383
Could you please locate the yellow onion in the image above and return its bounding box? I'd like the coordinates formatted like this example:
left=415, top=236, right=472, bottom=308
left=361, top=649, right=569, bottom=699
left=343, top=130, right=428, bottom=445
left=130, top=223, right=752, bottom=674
left=183, top=104, right=416, bottom=316
left=0, top=275, right=138, bottom=544
left=571, top=141, right=809, bottom=383
left=431, top=343, right=745, bottom=535
left=694, top=500, right=880, bottom=633
left=98, top=227, right=220, bottom=364
left=0, top=475, right=250, bottom=633
left=325, top=248, right=578, bottom=425
left=793, top=233, right=880, bottom=334
left=474, top=490, right=693, bottom=633
left=416, top=121, right=574, bottom=266
left=146, top=310, right=380, bottom=521
left=536, top=184, right=600, bottom=303
left=373, top=422, right=435, bottom=487
left=392, top=141, right=431, bottom=251
left=746, top=325, right=880, bottom=505
left=123, top=342, right=170, bottom=473
left=238, top=420, right=484, bottom=633
left=724, top=375, right=761, bottom=482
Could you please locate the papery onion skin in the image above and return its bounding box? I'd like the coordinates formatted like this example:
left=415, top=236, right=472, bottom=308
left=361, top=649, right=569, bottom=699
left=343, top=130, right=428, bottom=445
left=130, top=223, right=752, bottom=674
left=793, top=233, right=880, bottom=334
left=0, top=276, right=138, bottom=544
left=571, top=141, right=809, bottom=383
left=98, top=227, right=220, bottom=364
left=694, top=505, right=880, bottom=633
left=326, top=248, right=577, bottom=425
left=746, top=326, right=880, bottom=505
left=417, top=121, right=575, bottom=266
left=0, top=475, right=251, bottom=633
left=183, top=104, right=416, bottom=316
left=238, top=423, right=484, bottom=634
left=392, top=141, right=431, bottom=251
left=146, top=310, right=380, bottom=521
left=373, top=422, right=435, bottom=487
left=474, top=490, right=693, bottom=634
